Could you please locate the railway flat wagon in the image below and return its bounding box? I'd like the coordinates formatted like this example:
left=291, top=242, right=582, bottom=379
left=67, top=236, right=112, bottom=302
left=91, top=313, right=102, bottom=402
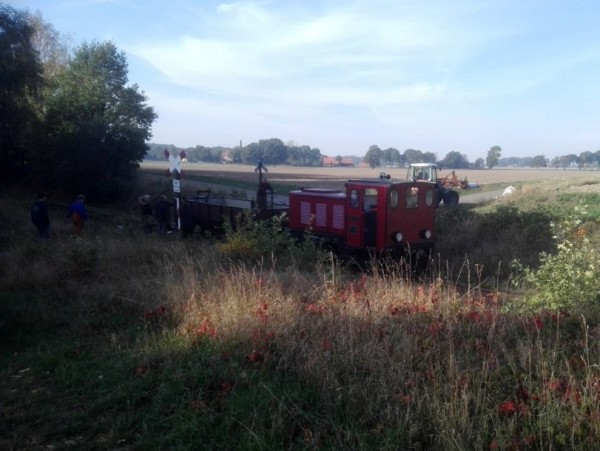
left=184, top=192, right=288, bottom=233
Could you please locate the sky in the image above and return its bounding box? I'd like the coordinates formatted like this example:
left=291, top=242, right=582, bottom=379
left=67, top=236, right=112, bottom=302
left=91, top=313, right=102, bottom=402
left=10, top=0, right=600, bottom=161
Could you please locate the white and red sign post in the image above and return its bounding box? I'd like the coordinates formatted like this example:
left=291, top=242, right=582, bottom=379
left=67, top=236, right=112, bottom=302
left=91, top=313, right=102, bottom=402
left=164, top=149, right=186, bottom=231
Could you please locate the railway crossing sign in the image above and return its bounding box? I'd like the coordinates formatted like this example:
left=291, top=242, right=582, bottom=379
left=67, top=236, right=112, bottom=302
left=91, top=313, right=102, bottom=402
left=164, top=149, right=186, bottom=175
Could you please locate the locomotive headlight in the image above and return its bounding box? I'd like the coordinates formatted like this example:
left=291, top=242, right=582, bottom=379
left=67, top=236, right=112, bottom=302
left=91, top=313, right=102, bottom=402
left=394, top=232, right=403, bottom=242
left=420, top=229, right=432, bottom=239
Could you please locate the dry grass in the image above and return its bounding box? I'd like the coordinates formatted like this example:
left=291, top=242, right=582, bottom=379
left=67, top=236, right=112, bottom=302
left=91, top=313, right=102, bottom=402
left=2, top=174, right=599, bottom=449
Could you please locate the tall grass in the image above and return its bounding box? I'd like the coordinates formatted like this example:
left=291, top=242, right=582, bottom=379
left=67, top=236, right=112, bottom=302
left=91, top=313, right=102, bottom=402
left=1, top=180, right=599, bottom=449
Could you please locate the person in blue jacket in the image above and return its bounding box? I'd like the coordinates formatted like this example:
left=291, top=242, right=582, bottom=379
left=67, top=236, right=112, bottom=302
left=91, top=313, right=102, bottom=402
left=67, top=195, right=88, bottom=236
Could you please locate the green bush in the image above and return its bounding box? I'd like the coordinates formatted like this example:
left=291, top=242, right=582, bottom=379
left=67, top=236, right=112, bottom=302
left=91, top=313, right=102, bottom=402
left=513, top=204, right=600, bottom=313
left=218, top=210, right=326, bottom=269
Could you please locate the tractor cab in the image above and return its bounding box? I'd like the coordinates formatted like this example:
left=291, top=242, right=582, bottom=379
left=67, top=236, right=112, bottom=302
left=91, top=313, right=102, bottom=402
left=406, top=163, right=460, bottom=206
left=407, top=163, right=440, bottom=183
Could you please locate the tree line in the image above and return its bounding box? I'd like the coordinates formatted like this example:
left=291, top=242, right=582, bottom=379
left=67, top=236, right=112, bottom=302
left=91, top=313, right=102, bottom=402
left=146, top=139, right=323, bottom=167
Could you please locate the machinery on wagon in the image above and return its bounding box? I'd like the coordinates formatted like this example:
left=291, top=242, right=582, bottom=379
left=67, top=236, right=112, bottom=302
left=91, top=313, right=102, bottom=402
left=183, top=166, right=436, bottom=259
left=407, top=163, right=460, bottom=206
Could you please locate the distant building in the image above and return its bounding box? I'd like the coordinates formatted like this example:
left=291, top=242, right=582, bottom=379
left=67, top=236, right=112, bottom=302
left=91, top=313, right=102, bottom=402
left=322, top=156, right=355, bottom=167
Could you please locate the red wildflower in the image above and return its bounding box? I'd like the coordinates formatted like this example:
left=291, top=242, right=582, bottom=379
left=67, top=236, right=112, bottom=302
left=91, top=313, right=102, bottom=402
left=220, top=381, right=233, bottom=393
left=545, top=378, right=565, bottom=393
left=306, top=303, right=325, bottom=315
left=497, top=400, right=518, bottom=416
left=489, top=439, right=499, bottom=449
left=322, top=338, right=332, bottom=351
left=196, top=319, right=217, bottom=337
left=467, top=310, right=482, bottom=322
left=255, top=303, right=269, bottom=323
left=247, top=350, right=264, bottom=362
left=429, top=321, right=443, bottom=336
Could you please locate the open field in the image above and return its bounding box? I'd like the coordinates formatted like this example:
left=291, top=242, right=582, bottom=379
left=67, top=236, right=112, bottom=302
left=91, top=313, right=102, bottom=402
left=142, top=161, right=599, bottom=191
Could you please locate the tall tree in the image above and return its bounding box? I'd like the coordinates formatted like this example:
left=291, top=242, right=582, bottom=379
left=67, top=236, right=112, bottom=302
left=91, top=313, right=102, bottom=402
left=0, top=4, right=43, bottom=182
left=40, top=41, right=157, bottom=201
left=422, top=151, right=437, bottom=163
left=364, top=145, right=384, bottom=168
left=441, top=151, right=470, bottom=169
left=531, top=155, right=547, bottom=168
left=259, top=138, right=287, bottom=165
left=486, top=145, right=502, bottom=169
left=403, top=148, right=424, bottom=164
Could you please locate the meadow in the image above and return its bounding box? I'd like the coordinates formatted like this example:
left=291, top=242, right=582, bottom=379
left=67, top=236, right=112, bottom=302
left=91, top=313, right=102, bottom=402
left=1, top=167, right=599, bottom=449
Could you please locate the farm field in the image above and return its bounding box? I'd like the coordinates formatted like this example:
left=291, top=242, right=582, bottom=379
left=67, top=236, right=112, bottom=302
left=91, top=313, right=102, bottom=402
left=142, top=161, right=598, bottom=191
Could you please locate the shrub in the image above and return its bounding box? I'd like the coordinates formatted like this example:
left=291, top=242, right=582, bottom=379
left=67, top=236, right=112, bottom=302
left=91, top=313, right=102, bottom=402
left=217, top=211, right=326, bottom=269
left=513, top=204, right=600, bottom=313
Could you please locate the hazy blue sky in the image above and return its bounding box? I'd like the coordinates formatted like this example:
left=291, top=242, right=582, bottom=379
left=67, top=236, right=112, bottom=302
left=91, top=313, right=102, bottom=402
left=11, top=0, right=600, bottom=160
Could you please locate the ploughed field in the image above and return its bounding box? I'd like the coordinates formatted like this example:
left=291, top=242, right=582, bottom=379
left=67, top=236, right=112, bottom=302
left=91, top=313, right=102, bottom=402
left=142, top=161, right=597, bottom=191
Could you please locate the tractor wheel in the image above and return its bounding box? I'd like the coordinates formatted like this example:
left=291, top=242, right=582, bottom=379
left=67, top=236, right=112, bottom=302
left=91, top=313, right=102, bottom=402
left=443, top=190, right=459, bottom=205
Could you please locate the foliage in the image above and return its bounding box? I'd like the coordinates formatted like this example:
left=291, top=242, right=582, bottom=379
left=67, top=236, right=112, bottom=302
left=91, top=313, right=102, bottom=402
left=0, top=4, right=43, bottom=182
left=37, top=41, right=157, bottom=202
left=442, top=150, right=470, bottom=169
left=218, top=210, right=325, bottom=269
left=146, top=141, right=324, bottom=167
left=435, top=204, right=555, bottom=286
left=531, top=154, right=547, bottom=168
left=486, top=145, right=502, bottom=169
left=513, top=203, right=600, bottom=313
left=363, top=144, right=384, bottom=168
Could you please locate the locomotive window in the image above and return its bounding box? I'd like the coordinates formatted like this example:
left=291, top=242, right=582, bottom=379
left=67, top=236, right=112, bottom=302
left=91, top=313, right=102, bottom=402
left=350, top=189, right=359, bottom=208
left=406, top=187, right=419, bottom=208
left=389, top=189, right=398, bottom=209
left=364, top=188, right=378, bottom=211
left=425, top=188, right=434, bottom=207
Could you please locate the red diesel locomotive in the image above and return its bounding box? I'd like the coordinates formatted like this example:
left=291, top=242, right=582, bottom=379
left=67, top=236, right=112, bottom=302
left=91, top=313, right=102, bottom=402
left=287, top=178, right=436, bottom=258
left=185, top=170, right=436, bottom=259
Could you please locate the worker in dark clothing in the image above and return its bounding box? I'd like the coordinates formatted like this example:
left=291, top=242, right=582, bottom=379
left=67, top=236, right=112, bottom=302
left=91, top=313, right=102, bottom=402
left=138, top=194, right=154, bottom=233
left=31, top=193, right=50, bottom=239
left=154, top=195, right=173, bottom=235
